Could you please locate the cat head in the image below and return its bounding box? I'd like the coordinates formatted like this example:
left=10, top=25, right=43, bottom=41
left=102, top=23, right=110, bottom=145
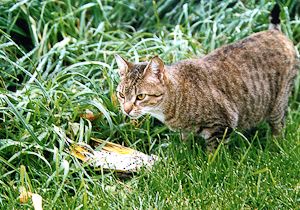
left=115, top=54, right=166, bottom=121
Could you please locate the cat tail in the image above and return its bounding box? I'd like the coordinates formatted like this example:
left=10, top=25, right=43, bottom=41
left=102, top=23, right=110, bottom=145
left=269, top=3, right=281, bottom=31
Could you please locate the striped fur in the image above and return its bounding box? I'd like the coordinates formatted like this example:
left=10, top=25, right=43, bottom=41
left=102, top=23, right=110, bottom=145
left=116, top=10, right=298, bottom=151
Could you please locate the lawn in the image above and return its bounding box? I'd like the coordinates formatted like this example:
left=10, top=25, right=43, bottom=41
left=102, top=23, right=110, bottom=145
left=0, top=0, right=299, bottom=209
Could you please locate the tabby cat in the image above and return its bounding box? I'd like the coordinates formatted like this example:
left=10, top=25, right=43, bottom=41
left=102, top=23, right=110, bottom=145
left=115, top=4, right=299, bottom=151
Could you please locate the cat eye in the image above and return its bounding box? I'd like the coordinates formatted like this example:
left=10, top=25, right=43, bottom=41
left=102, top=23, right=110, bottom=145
left=136, top=94, right=146, bottom=100
left=118, top=92, right=125, bottom=99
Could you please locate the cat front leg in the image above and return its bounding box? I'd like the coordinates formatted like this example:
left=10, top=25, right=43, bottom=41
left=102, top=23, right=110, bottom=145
left=200, top=127, right=233, bottom=152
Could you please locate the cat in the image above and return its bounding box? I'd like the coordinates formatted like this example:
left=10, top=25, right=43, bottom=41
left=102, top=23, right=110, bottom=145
left=115, top=4, right=299, bottom=151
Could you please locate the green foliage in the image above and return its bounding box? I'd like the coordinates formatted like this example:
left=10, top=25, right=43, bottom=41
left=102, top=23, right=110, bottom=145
left=0, top=0, right=299, bottom=209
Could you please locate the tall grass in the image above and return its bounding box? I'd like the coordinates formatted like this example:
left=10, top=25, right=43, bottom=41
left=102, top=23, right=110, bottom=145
left=0, top=0, right=299, bottom=209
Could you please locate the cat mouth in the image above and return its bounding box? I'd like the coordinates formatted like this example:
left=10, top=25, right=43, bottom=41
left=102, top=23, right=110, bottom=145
left=128, top=115, right=140, bottom=119
left=123, top=111, right=143, bottom=119
left=127, top=114, right=143, bottom=119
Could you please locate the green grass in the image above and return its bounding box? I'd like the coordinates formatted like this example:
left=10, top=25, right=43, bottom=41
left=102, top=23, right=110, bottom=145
left=0, top=0, right=299, bottom=209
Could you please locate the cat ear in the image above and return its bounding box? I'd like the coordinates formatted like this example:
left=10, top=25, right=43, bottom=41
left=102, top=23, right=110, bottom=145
left=115, top=54, right=130, bottom=77
left=144, top=56, right=165, bottom=80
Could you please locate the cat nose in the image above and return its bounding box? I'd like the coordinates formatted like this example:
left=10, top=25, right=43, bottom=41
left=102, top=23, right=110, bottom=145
left=124, top=103, right=133, bottom=114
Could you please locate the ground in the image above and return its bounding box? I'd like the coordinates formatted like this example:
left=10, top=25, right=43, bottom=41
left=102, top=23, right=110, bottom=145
left=0, top=1, right=299, bottom=209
